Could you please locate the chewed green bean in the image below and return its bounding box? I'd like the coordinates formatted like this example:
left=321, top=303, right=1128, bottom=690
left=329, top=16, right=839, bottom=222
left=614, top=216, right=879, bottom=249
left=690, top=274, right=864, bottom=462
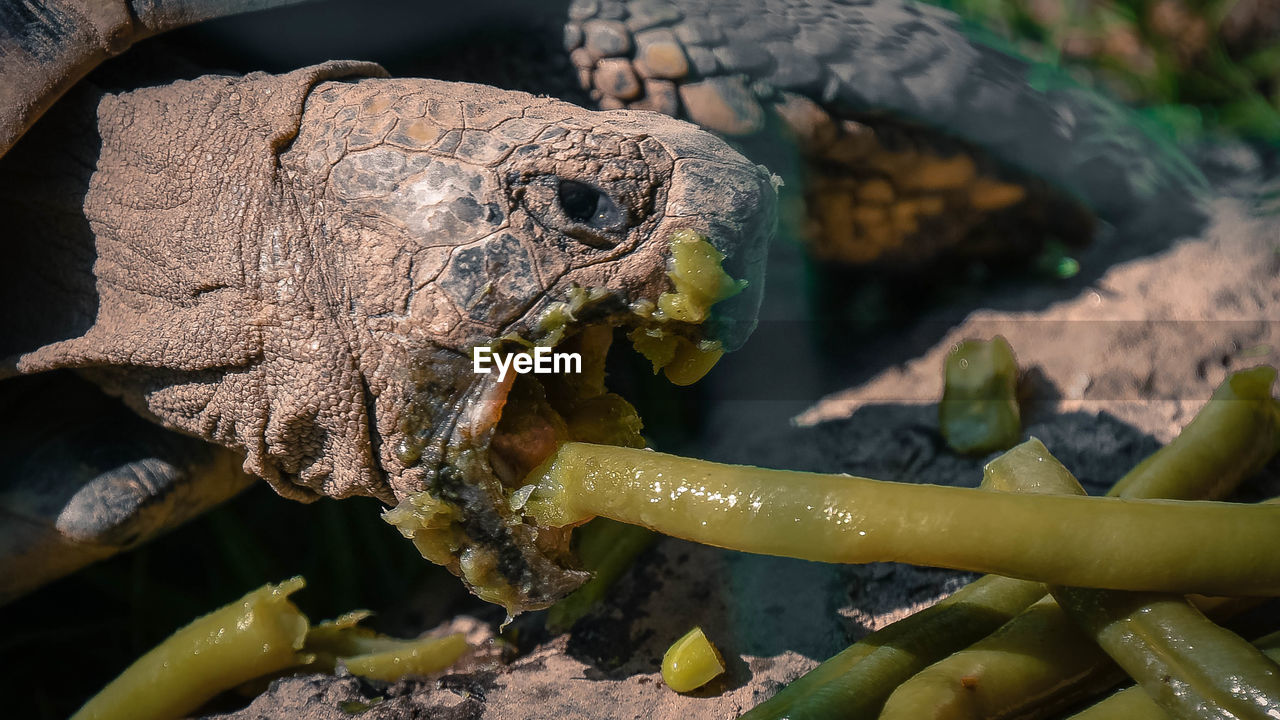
left=71, top=578, right=310, bottom=720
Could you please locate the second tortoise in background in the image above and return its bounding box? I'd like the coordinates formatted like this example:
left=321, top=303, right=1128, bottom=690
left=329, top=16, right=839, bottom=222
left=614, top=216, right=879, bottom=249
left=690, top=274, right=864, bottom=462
left=562, top=0, right=1209, bottom=267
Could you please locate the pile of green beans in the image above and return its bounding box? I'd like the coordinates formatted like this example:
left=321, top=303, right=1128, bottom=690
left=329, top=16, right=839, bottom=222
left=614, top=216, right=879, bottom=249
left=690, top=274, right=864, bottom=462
left=741, top=366, right=1280, bottom=720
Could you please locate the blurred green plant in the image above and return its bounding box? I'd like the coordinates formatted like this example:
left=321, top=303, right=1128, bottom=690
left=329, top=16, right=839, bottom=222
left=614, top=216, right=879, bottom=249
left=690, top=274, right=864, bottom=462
left=932, top=0, right=1280, bottom=141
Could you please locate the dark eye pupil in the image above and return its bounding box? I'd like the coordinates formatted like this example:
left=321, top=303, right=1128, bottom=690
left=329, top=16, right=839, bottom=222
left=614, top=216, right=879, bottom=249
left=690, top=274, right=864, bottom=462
left=557, top=180, right=603, bottom=223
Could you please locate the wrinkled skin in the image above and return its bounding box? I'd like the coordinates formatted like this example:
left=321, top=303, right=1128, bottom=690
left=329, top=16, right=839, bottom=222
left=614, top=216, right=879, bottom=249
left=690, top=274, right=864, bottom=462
left=1, top=61, right=775, bottom=607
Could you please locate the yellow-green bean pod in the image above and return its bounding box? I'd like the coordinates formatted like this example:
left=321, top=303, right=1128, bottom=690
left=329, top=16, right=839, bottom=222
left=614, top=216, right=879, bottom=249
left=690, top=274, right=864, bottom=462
left=523, top=443, right=1280, bottom=596
left=305, top=612, right=470, bottom=681
left=878, top=594, right=1125, bottom=720
left=939, top=336, right=1021, bottom=455
left=71, top=578, right=310, bottom=720
left=1067, top=633, right=1280, bottom=720
left=1109, top=366, right=1280, bottom=500
left=1052, top=588, right=1280, bottom=720
left=662, top=626, right=726, bottom=692
left=547, top=518, right=656, bottom=632
left=341, top=633, right=470, bottom=682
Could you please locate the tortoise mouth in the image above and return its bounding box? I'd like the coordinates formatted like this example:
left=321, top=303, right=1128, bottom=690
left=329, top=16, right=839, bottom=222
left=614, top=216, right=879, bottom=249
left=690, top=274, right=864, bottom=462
left=385, top=230, right=745, bottom=615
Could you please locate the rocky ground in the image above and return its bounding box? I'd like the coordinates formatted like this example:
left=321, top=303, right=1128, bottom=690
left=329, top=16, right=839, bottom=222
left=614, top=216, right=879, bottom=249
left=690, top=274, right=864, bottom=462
left=203, top=148, right=1280, bottom=718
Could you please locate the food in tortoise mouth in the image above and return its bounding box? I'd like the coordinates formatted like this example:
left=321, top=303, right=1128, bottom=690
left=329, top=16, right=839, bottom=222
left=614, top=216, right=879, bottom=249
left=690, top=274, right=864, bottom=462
left=381, top=227, right=754, bottom=612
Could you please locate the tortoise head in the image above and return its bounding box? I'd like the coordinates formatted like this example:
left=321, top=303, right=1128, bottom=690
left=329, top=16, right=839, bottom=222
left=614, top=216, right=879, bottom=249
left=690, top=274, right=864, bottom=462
left=16, top=63, right=773, bottom=613
left=279, top=76, right=777, bottom=611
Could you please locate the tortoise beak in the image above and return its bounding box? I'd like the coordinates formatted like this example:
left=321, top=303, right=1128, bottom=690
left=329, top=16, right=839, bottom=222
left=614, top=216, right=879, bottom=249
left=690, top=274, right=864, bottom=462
left=705, top=193, right=775, bottom=351
left=666, top=157, right=778, bottom=351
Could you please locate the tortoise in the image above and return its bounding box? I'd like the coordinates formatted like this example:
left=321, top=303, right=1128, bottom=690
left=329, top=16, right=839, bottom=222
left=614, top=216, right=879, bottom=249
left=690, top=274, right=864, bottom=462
left=0, top=0, right=1206, bottom=611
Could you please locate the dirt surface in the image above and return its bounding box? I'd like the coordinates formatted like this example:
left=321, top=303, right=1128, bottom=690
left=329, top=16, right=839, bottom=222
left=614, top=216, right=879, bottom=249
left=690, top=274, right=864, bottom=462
left=201, top=150, right=1280, bottom=719
left=799, top=192, right=1280, bottom=442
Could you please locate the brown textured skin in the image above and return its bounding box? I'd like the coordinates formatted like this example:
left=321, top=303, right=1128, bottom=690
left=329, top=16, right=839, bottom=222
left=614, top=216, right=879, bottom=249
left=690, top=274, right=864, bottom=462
left=2, top=61, right=774, bottom=607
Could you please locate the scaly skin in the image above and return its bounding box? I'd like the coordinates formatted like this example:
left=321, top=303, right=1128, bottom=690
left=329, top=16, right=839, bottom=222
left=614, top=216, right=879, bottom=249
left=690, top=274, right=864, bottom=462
left=562, top=0, right=1209, bottom=264
left=0, top=61, right=775, bottom=609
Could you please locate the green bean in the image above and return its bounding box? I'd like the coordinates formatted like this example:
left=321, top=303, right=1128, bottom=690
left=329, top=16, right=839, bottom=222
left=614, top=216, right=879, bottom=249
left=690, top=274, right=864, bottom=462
left=1067, top=633, right=1280, bottom=720
left=1109, top=366, right=1280, bottom=500
left=304, top=610, right=471, bottom=681
left=939, top=336, right=1021, bottom=455
left=879, top=594, right=1126, bottom=720
left=71, top=578, right=310, bottom=720
left=523, top=443, right=1280, bottom=596
left=978, top=437, right=1082, bottom=494
left=662, top=626, right=726, bottom=692
left=1053, top=587, right=1280, bottom=719
left=341, top=633, right=469, bottom=682
left=1069, top=682, right=1181, bottom=720
left=743, top=367, right=1280, bottom=719
left=547, top=518, right=657, bottom=632
left=303, top=610, right=404, bottom=672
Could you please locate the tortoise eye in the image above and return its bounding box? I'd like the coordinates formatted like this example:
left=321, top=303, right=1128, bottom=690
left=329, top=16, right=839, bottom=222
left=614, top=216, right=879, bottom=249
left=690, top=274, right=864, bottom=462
left=557, top=179, right=623, bottom=231
left=513, top=174, right=631, bottom=249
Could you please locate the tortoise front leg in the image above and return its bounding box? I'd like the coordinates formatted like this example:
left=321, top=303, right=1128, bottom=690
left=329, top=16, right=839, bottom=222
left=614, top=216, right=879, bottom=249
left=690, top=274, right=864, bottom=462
left=0, top=374, right=250, bottom=605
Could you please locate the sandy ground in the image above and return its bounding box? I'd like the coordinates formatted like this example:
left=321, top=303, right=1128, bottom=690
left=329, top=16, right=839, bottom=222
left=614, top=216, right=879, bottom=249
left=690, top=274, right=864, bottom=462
left=208, top=154, right=1279, bottom=719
